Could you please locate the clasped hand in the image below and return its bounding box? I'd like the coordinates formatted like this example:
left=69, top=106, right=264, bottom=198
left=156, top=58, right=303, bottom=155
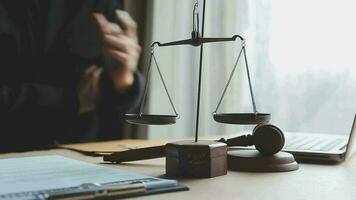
left=93, top=10, right=141, bottom=93
left=78, top=10, right=141, bottom=113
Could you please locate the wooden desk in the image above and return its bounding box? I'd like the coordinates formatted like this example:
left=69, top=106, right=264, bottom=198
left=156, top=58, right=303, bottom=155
left=1, top=141, right=356, bottom=200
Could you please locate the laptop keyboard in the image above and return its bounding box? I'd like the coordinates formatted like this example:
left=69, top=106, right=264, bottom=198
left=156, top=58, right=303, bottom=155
left=284, top=135, right=346, bottom=152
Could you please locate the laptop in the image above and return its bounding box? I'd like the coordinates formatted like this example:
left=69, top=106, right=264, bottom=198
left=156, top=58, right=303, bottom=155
left=283, top=114, right=356, bottom=163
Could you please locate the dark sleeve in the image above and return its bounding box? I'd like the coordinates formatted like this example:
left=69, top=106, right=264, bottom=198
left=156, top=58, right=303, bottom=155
left=0, top=33, right=77, bottom=118
left=95, top=69, right=144, bottom=140
left=100, top=70, right=144, bottom=111
left=0, top=82, right=70, bottom=115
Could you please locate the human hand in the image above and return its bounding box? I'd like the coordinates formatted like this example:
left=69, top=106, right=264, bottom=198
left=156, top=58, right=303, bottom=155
left=77, top=65, right=103, bottom=113
left=93, top=10, right=141, bottom=93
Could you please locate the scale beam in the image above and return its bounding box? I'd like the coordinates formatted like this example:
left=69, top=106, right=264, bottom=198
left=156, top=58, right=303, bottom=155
left=152, top=35, right=244, bottom=48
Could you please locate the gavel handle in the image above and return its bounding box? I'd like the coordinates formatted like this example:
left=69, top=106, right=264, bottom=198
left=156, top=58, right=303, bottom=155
left=103, top=145, right=166, bottom=163
left=218, top=134, right=254, bottom=147
left=103, top=135, right=253, bottom=163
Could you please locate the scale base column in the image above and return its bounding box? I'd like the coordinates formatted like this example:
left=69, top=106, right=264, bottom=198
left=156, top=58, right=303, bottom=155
left=166, top=140, right=227, bottom=178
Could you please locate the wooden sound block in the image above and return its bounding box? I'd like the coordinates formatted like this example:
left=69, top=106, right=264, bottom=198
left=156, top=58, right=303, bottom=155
left=166, top=140, right=227, bottom=178
left=228, top=149, right=299, bottom=172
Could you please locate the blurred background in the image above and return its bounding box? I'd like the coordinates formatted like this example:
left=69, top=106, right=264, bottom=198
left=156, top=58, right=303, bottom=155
left=127, top=0, right=356, bottom=140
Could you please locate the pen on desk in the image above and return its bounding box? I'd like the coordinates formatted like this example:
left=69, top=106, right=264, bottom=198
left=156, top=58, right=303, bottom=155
left=103, top=145, right=166, bottom=163
left=46, top=180, right=178, bottom=200
left=46, top=183, right=146, bottom=200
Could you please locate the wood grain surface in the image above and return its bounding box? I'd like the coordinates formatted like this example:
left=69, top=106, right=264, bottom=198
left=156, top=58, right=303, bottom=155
left=1, top=140, right=356, bottom=200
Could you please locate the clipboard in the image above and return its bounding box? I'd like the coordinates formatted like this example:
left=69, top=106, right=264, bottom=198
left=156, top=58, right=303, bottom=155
left=0, top=156, right=188, bottom=200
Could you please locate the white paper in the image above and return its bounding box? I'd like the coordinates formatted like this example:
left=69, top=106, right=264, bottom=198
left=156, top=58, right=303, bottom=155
left=0, top=155, right=150, bottom=195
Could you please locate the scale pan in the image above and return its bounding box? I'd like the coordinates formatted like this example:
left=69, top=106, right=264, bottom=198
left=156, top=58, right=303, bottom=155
left=125, top=114, right=177, bottom=125
left=213, top=113, right=271, bottom=125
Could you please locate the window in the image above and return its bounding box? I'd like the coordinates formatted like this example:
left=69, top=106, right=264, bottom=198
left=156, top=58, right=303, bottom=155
left=147, top=0, right=356, bottom=139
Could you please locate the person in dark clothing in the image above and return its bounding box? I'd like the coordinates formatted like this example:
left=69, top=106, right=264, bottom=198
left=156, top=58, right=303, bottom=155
left=0, top=0, right=144, bottom=153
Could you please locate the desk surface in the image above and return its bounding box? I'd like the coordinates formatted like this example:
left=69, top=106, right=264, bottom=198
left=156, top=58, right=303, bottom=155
left=1, top=141, right=356, bottom=200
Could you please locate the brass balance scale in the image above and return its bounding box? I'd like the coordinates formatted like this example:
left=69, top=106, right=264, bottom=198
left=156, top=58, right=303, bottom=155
left=108, top=0, right=298, bottom=177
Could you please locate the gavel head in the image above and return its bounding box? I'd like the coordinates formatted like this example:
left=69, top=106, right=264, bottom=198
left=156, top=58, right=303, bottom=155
left=252, top=124, right=285, bottom=155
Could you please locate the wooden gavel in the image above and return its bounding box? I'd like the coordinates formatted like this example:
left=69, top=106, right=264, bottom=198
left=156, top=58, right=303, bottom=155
left=103, top=124, right=285, bottom=163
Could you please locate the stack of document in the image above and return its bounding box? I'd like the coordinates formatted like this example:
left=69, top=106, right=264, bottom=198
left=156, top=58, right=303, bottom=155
left=0, top=155, right=188, bottom=200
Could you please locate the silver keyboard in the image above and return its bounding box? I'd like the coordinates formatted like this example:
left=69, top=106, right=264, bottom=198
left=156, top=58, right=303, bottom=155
left=284, top=135, right=346, bottom=152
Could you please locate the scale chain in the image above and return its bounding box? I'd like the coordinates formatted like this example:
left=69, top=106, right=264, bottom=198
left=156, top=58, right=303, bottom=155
left=152, top=53, right=179, bottom=116
left=214, top=47, right=244, bottom=113
left=243, top=47, right=258, bottom=114
left=214, top=44, right=258, bottom=115
left=139, top=52, right=153, bottom=116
